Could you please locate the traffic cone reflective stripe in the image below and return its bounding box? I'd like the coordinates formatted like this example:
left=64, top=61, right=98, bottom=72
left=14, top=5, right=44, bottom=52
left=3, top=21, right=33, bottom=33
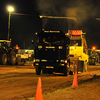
left=35, top=77, right=43, bottom=100
left=71, top=71, right=78, bottom=87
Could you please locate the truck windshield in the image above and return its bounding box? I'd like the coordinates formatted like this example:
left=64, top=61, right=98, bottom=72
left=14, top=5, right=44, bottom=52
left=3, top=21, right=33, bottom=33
left=70, top=40, right=82, bottom=46
left=42, top=35, right=64, bottom=45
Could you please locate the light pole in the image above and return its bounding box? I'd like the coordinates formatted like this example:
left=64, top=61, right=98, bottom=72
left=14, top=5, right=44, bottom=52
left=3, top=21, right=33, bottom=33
left=7, top=5, right=14, bottom=40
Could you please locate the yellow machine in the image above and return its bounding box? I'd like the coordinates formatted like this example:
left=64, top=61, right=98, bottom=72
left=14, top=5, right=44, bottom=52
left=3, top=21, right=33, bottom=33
left=68, top=30, right=88, bottom=73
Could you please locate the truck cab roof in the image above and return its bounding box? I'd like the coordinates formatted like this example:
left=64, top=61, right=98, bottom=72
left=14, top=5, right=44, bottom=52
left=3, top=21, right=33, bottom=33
left=38, top=30, right=66, bottom=36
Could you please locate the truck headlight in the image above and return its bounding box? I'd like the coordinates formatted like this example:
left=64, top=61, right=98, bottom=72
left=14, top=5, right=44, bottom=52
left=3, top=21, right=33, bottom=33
left=61, top=64, right=65, bottom=66
left=35, top=63, right=39, bottom=65
left=35, top=59, right=40, bottom=62
left=60, top=60, right=65, bottom=62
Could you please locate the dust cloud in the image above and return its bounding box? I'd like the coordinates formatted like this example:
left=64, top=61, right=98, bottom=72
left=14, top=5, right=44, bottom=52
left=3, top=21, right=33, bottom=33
left=35, top=0, right=98, bottom=31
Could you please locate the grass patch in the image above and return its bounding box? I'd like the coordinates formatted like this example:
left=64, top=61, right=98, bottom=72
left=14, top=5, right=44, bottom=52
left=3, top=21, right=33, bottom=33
left=65, top=87, right=72, bottom=91
left=55, top=89, right=62, bottom=92
left=47, top=92, right=52, bottom=95
left=27, top=87, right=73, bottom=100
left=29, top=97, right=35, bottom=100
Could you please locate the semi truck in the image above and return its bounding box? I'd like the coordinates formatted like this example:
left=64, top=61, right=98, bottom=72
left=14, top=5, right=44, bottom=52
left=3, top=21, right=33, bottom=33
left=68, top=30, right=88, bottom=73
left=34, top=30, right=73, bottom=76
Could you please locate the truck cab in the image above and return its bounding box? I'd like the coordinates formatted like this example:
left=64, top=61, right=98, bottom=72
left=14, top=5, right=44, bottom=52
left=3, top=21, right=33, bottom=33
left=34, top=30, right=70, bottom=75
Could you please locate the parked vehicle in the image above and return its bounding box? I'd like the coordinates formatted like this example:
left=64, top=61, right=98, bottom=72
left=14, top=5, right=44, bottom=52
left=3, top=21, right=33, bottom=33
left=0, top=40, right=18, bottom=65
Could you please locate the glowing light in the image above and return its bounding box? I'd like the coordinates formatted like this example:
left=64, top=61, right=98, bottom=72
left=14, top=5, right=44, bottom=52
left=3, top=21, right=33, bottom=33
left=28, top=54, right=31, bottom=58
left=92, top=46, right=96, bottom=50
left=65, top=60, right=67, bottom=63
left=53, top=49, right=55, bottom=51
left=71, top=30, right=82, bottom=36
left=7, top=5, right=14, bottom=12
left=15, top=46, right=20, bottom=50
left=65, top=33, right=69, bottom=36
left=35, top=32, right=38, bottom=35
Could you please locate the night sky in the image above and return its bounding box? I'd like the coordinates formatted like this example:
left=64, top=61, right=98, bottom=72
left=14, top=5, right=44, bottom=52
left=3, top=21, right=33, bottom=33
left=0, top=0, right=100, bottom=49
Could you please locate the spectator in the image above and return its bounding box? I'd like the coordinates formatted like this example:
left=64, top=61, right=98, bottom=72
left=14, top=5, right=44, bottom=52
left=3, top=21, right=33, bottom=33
left=95, top=52, right=99, bottom=63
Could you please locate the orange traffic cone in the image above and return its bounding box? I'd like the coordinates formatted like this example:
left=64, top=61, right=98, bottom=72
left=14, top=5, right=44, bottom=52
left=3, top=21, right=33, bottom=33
left=35, top=77, right=43, bottom=100
left=71, top=71, right=78, bottom=87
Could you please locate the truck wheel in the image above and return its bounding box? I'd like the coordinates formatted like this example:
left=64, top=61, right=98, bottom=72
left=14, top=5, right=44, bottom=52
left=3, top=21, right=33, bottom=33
left=1, top=53, right=7, bottom=65
left=63, top=65, right=67, bottom=76
left=10, top=51, right=16, bottom=65
left=36, top=66, right=41, bottom=75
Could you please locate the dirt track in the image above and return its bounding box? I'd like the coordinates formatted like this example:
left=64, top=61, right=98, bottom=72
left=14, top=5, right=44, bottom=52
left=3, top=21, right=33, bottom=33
left=0, top=64, right=100, bottom=100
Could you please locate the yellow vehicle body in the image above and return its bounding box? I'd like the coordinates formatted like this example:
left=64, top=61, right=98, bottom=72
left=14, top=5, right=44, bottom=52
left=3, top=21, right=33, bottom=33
left=69, top=46, right=88, bottom=62
left=68, top=30, right=89, bottom=72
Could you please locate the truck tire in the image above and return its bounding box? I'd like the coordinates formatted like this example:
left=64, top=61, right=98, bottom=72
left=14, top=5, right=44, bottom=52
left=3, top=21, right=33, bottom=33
left=63, top=65, right=67, bottom=76
left=36, top=66, right=41, bottom=75
left=1, top=53, right=7, bottom=65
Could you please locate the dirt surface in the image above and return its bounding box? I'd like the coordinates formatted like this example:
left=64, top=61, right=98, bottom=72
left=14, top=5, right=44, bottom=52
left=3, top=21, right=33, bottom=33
left=0, top=64, right=100, bottom=100
left=44, top=75, right=100, bottom=100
